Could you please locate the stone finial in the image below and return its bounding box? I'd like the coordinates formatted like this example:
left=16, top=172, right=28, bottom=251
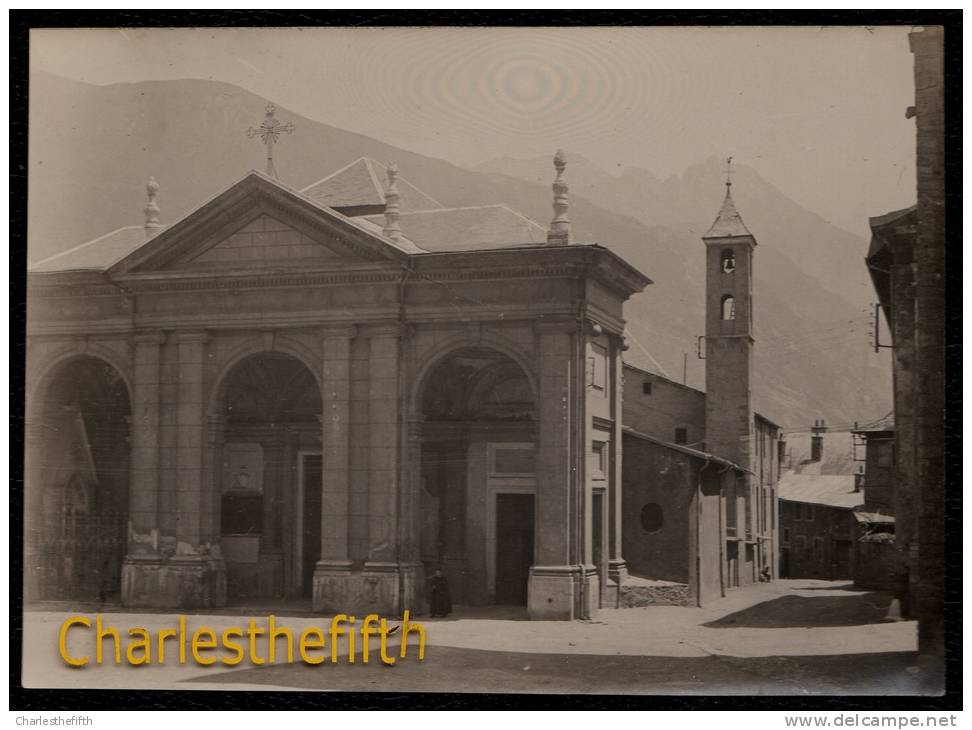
left=383, top=162, right=403, bottom=241
left=144, top=176, right=162, bottom=237
left=547, top=149, right=570, bottom=245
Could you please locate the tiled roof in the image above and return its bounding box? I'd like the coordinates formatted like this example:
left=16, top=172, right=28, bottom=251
left=783, top=430, right=858, bottom=476
left=29, top=170, right=426, bottom=273
left=703, top=188, right=753, bottom=239
left=364, top=204, right=547, bottom=252
left=622, top=426, right=744, bottom=473
left=29, top=226, right=158, bottom=273
left=778, top=473, right=863, bottom=510
left=301, top=157, right=444, bottom=212
left=852, top=412, right=895, bottom=434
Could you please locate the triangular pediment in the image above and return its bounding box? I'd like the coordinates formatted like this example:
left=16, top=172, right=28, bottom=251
left=108, top=171, right=413, bottom=275
left=186, top=214, right=341, bottom=268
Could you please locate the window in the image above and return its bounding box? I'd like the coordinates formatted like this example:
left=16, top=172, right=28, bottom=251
left=721, top=294, right=736, bottom=321
left=721, top=249, right=736, bottom=274
left=592, top=441, right=607, bottom=480
left=782, top=527, right=791, bottom=546
left=794, top=535, right=807, bottom=560
left=726, top=480, right=737, bottom=535
left=640, top=503, right=664, bottom=533
left=642, top=381, right=652, bottom=395
left=804, top=504, right=815, bottom=522
left=589, top=344, right=607, bottom=391
left=674, top=427, right=688, bottom=445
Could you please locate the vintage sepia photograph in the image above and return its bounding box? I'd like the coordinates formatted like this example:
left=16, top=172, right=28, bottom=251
left=14, top=17, right=954, bottom=705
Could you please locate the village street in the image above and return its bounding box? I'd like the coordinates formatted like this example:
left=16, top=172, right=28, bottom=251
left=20, top=579, right=937, bottom=695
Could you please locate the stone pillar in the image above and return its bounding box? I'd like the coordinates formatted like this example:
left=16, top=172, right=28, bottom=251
left=362, top=324, right=404, bottom=614
left=313, top=326, right=355, bottom=611
left=607, top=336, right=627, bottom=606
left=529, top=320, right=586, bottom=620
left=169, top=330, right=225, bottom=607
left=127, top=332, right=164, bottom=551
left=121, top=332, right=164, bottom=606
left=400, top=420, right=426, bottom=612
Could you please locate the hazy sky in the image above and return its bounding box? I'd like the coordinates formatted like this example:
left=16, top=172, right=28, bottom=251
left=31, top=26, right=917, bottom=238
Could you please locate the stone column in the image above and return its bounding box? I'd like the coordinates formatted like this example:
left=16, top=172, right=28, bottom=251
left=362, top=324, right=403, bottom=614
left=128, top=332, right=165, bottom=552
left=607, top=335, right=627, bottom=604
left=399, top=420, right=426, bottom=612
left=529, top=319, right=585, bottom=620
left=121, top=332, right=164, bottom=606
left=202, top=414, right=227, bottom=546
left=313, top=325, right=355, bottom=611
left=168, top=330, right=225, bottom=607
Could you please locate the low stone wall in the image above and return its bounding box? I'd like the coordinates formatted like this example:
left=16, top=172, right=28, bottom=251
left=619, top=580, right=689, bottom=607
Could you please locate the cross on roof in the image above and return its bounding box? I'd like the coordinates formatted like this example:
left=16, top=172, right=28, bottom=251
left=724, top=155, right=734, bottom=189
left=246, top=103, right=295, bottom=179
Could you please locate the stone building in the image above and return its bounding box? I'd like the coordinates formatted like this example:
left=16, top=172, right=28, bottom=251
left=621, top=182, right=782, bottom=604
left=25, top=149, right=650, bottom=620
left=860, top=26, right=946, bottom=664
left=776, top=429, right=862, bottom=582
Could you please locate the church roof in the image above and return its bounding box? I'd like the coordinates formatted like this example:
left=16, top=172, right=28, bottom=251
left=703, top=188, right=753, bottom=239
left=301, top=157, right=444, bottom=212
left=364, top=204, right=547, bottom=252
left=29, top=225, right=159, bottom=273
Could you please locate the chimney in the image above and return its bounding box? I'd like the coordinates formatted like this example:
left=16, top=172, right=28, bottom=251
left=546, top=149, right=570, bottom=245
left=810, top=419, right=826, bottom=462
left=144, top=176, right=162, bottom=238
left=382, top=162, right=403, bottom=242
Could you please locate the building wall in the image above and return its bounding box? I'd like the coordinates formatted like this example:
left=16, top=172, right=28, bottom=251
left=780, top=500, right=856, bottom=580
left=621, top=366, right=706, bottom=447
left=909, top=25, right=946, bottom=661
left=621, top=433, right=694, bottom=585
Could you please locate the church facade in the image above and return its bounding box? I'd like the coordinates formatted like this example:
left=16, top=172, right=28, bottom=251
left=25, top=151, right=650, bottom=620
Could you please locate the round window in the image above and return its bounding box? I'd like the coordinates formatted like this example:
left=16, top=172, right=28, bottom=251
left=640, top=503, right=664, bottom=533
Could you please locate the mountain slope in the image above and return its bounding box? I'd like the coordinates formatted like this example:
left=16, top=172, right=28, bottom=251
left=27, top=72, right=892, bottom=428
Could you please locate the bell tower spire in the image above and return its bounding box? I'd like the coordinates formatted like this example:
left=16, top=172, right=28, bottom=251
left=702, top=159, right=757, bottom=467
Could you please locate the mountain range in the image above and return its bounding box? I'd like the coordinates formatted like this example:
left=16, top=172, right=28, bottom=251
left=27, top=71, right=893, bottom=428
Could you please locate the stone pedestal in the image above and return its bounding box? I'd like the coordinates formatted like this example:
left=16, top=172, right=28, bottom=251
left=122, top=554, right=226, bottom=609
left=528, top=564, right=595, bottom=620
left=313, top=561, right=423, bottom=617
left=605, top=558, right=627, bottom=608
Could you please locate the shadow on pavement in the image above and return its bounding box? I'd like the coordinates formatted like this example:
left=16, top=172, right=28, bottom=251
left=703, top=592, right=894, bottom=629
left=186, top=647, right=939, bottom=695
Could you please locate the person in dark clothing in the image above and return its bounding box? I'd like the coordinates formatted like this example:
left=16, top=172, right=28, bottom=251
left=429, top=568, right=452, bottom=618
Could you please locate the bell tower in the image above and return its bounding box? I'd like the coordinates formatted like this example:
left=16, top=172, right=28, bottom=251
left=702, top=164, right=756, bottom=469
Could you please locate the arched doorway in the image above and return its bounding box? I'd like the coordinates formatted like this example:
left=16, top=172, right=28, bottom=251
left=214, top=352, right=322, bottom=603
left=416, top=346, right=537, bottom=607
left=26, top=355, right=131, bottom=603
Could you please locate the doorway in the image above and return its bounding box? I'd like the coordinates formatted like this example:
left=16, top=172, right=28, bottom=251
left=494, top=493, right=535, bottom=605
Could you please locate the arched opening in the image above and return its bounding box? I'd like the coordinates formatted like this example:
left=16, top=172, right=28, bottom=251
left=26, top=355, right=131, bottom=603
left=214, top=352, right=322, bottom=603
left=721, top=294, right=736, bottom=321
left=721, top=249, right=736, bottom=274
left=416, top=346, right=537, bottom=608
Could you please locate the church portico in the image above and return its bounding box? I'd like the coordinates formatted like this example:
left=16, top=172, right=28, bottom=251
left=26, top=151, right=650, bottom=619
